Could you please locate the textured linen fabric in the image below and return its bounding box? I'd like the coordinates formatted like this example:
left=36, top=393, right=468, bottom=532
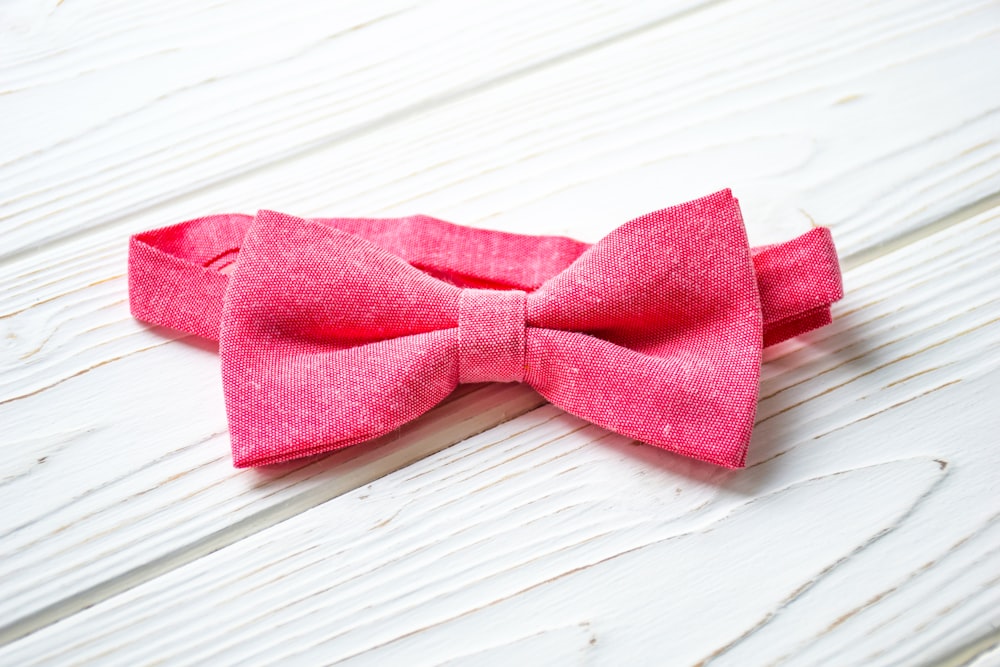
left=128, top=189, right=844, bottom=469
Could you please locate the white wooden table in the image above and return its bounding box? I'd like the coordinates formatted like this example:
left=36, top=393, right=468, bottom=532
left=2, top=1, right=999, bottom=665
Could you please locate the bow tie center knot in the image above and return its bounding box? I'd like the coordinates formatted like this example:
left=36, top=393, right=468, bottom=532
left=457, top=289, right=527, bottom=384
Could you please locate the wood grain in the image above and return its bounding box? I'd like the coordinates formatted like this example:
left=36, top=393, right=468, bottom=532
left=2, top=0, right=998, bottom=261
left=0, top=0, right=713, bottom=257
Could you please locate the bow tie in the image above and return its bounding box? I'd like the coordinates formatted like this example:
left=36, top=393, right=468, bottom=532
left=129, top=190, right=843, bottom=469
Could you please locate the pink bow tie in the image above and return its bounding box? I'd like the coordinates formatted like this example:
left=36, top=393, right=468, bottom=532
left=129, top=190, right=843, bottom=468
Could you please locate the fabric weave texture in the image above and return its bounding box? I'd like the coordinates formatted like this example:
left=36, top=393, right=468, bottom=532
left=128, top=189, right=844, bottom=469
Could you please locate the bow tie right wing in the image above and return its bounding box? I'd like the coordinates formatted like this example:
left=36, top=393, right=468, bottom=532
left=523, top=190, right=763, bottom=468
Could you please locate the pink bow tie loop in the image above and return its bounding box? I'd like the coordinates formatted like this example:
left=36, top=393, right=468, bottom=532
left=220, top=190, right=762, bottom=469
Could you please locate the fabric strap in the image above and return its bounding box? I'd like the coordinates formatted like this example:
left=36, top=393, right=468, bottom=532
left=129, top=211, right=842, bottom=347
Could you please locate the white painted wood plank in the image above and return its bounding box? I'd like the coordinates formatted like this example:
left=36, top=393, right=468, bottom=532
left=2, top=0, right=999, bottom=644
left=0, top=376, right=545, bottom=631
left=1, top=206, right=996, bottom=665
left=0, top=0, right=712, bottom=258
left=2, top=0, right=997, bottom=260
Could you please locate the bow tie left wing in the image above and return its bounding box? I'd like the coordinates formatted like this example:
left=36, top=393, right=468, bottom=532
left=220, top=210, right=466, bottom=467
left=524, top=190, right=763, bottom=467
